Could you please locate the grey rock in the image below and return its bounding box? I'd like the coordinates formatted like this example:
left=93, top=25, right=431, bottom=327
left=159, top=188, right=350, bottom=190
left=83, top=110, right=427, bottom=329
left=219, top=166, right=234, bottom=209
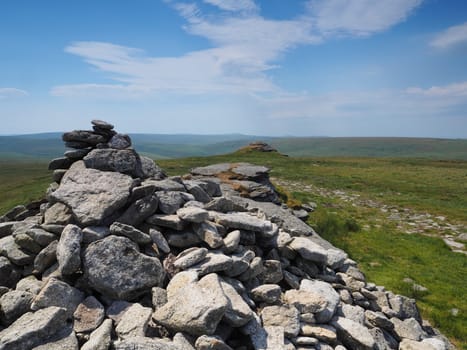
left=56, top=224, right=82, bottom=275
left=293, top=336, right=319, bottom=346
left=339, top=304, right=365, bottom=325
left=191, top=163, right=232, bottom=176
left=73, top=296, right=105, bottom=333
left=48, top=157, right=73, bottom=170
left=115, top=303, right=152, bottom=339
left=25, top=228, right=56, bottom=247
left=195, top=335, right=233, bottom=350
left=64, top=148, right=91, bottom=160
left=147, top=214, right=185, bottom=230
left=173, top=332, right=196, bottom=350
left=213, top=212, right=272, bottom=233
left=388, top=294, right=421, bottom=322
left=288, top=237, right=328, bottom=264
left=81, top=319, right=113, bottom=350
left=141, top=156, right=166, bottom=179
left=326, top=248, right=348, bottom=269
left=284, top=289, right=327, bottom=314
left=128, top=184, right=156, bottom=202
left=174, top=247, right=208, bottom=269
left=365, top=310, right=394, bottom=330
left=144, top=178, right=186, bottom=192
left=368, top=327, right=398, bottom=350
left=0, top=306, right=67, bottom=350
left=0, top=222, right=15, bottom=238
left=118, top=194, right=159, bottom=226
left=109, top=133, right=132, bottom=149
left=0, top=236, right=35, bottom=266
left=300, top=324, right=337, bottom=343
left=13, top=231, right=42, bottom=253
left=151, top=287, right=168, bottom=310
left=204, top=197, right=247, bottom=213
left=332, top=317, right=376, bottom=350
left=282, top=270, right=300, bottom=289
left=91, top=119, right=114, bottom=129
left=241, top=314, right=268, bottom=350
left=238, top=256, right=264, bottom=282
left=51, top=161, right=133, bottom=226
left=153, top=273, right=228, bottom=336
left=190, top=251, right=233, bottom=276
left=250, top=284, right=282, bottom=304
left=105, top=300, right=132, bottom=324
left=166, top=271, right=199, bottom=300
left=194, top=221, right=224, bottom=249
left=15, top=276, right=43, bottom=295
left=83, top=236, right=164, bottom=300
left=391, top=317, right=425, bottom=341
left=300, top=279, right=340, bottom=323
left=0, top=290, right=34, bottom=325
left=222, top=230, right=241, bottom=253
left=149, top=228, right=170, bottom=254
left=166, top=230, right=202, bottom=248
left=0, top=256, right=21, bottom=288
left=33, top=241, right=58, bottom=274
left=156, top=190, right=186, bottom=214
left=177, top=206, right=209, bottom=223
left=31, top=277, right=84, bottom=317
left=40, top=224, right=65, bottom=235
left=82, top=226, right=110, bottom=243
left=52, top=169, right=67, bottom=183
left=31, top=324, right=79, bottom=350
left=183, top=180, right=212, bottom=203
left=113, top=337, right=177, bottom=350
left=110, top=222, right=152, bottom=245
left=63, top=130, right=107, bottom=145
left=83, top=148, right=146, bottom=178
left=219, top=278, right=253, bottom=327
left=258, top=259, right=283, bottom=284
left=261, top=304, right=300, bottom=337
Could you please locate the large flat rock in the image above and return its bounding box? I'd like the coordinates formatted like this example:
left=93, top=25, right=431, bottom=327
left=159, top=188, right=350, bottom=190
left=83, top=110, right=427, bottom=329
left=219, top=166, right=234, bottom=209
left=50, top=161, right=134, bottom=226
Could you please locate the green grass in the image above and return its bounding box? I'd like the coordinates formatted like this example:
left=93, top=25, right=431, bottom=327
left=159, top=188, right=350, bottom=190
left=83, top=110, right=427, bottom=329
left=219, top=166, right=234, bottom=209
left=0, top=150, right=466, bottom=347
left=0, top=161, right=50, bottom=215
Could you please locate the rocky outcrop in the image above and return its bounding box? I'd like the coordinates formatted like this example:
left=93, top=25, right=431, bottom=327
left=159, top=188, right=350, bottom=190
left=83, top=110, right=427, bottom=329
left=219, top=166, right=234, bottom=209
left=0, top=121, right=454, bottom=350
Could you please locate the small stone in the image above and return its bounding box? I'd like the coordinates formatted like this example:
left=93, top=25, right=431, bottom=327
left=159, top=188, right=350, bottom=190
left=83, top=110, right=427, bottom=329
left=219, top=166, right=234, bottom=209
left=110, top=222, right=152, bottom=245
left=219, top=278, right=253, bottom=327
left=166, top=271, right=199, bottom=300
left=195, top=335, right=233, bottom=350
left=151, top=287, right=168, bottom=310
left=91, top=119, right=114, bottom=129
left=261, top=304, right=300, bottom=338
left=106, top=300, right=132, bottom=324
left=56, top=224, right=82, bottom=275
left=118, top=194, right=159, bottom=227
left=174, top=247, right=208, bottom=269
left=81, top=319, right=113, bottom=350
left=177, top=207, right=209, bottom=223
left=190, top=251, right=233, bottom=276
left=258, top=259, right=283, bottom=284
left=0, top=290, right=34, bottom=325
left=82, top=226, right=110, bottom=243
left=157, top=191, right=186, bottom=214
left=332, top=317, right=376, bottom=350
left=73, top=296, right=105, bottom=333
left=223, top=230, right=241, bottom=253
left=109, top=133, right=132, bottom=149
left=115, top=303, right=152, bottom=339
left=147, top=214, right=185, bottom=230
left=193, top=222, right=224, bottom=249
left=391, top=317, right=425, bottom=341
left=288, top=237, right=328, bottom=264
left=300, top=324, right=337, bottom=343
left=250, top=284, right=282, bottom=304
left=284, top=289, right=328, bottom=314
left=300, top=279, right=340, bottom=323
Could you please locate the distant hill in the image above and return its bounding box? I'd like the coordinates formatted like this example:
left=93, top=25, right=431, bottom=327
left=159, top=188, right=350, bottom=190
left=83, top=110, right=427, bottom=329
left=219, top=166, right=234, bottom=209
left=0, top=133, right=466, bottom=160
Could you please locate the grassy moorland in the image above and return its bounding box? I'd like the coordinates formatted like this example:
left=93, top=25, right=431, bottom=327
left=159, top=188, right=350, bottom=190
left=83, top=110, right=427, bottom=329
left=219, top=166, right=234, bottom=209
left=0, top=151, right=466, bottom=347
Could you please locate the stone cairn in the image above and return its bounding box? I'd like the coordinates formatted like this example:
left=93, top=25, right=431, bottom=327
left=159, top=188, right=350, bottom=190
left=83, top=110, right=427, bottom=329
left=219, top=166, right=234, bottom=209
left=0, top=120, right=453, bottom=350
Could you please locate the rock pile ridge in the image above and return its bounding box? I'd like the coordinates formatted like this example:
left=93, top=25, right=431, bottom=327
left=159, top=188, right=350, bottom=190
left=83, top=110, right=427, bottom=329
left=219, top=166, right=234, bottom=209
left=0, top=121, right=453, bottom=349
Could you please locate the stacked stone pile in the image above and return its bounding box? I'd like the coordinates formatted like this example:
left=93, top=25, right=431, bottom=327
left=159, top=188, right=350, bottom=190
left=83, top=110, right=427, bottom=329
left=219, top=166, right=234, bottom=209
left=0, top=121, right=453, bottom=349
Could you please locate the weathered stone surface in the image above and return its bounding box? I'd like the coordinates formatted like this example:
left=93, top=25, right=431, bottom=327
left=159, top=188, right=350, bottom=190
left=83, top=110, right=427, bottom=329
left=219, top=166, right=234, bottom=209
left=219, top=278, right=253, bottom=327
left=148, top=228, right=170, bottom=254
left=64, top=148, right=91, bottom=160
left=151, top=287, right=168, bottom=310
left=166, top=271, right=199, bottom=300
left=32, top=240, right=57, bottom=274
left=183, top=180, right=212, bottom=203
left=0, top=236, right=35, bottom=266
left=24, top=228, right=56, bottom=247
left=204, top=197, right=247, bottom=213
left=81, top=319, right=112, bottom=350
left=105, top=300, right=132, bottom=324
left=0, top=290, right=34, bottom=325
left=82, top=236, right=165, bottom=300
left=157, top=190, right=186, bottom=214
left=31, top=324, right=79, bottom=350
left=191, top=251, right=233, bottom=276
left=0, top=256, right=21, bottom=288
left=194, top=221, right=224, bottom=249
left=284, top=289, right=327, bottom=314
left=0, top=306, right=67, bottom=350
left=261, top=304, right=300, bottom=338
left=250, top=284, right=282, bottom=304
left=81, top=226, right=110, bottom=243
left=0, top=222, right=15, bottom=238
left=300, top=279, right=339, bottom=323
left=51, top=161, right=133, bottom=226
left=166, top=230, right=202, bottom=248
left=300, top=324, right=337, bottom=343
left=153, top=274, right=228, bottom=336
left=288, top=237, right=328, bottom=264
left=63, top=130, right=107, bottom=145
left=258, top=259, right=283, bottom=284
left=339, top=304, right=365, bottom=325
left=174, top=247, right=208, bottom=269
left=48, top=157, right=73, bottom=171
left=115, top=303, right=152, bottom=339
left=15, top=276, right=43, bottom=295
left=147, top=214, right=185, bottom=230
left=144, top=178, right=185, bottom=192
left=83, top=148, right=146, bottom=178
left=73, top=296, right=105, bottom=333
left=117, top=194, right=159, bottom=226
left=109, top=133, right=132, bottom=149
left=31, top=277, right=84, bottom=316
left=222, top=230, right=241, bottom=253
left=113, top=337, right=177, bottom=350
left=195, top=335, right=233, bottom=350
left=56, top=224, right=82, bottom=275
left=177, top=207, right=209, bottom=223
left=91, top=119, right=114, bottom=130
left=110, top=222, right=151, bottom=245
left=332, top=317, right=376, bottom=350
left=388, top=294, right=421, bottom=321
left=365, top=310, right=394, bottom=330
left=213, top=212, right=272, bottom=232
left=44, top=202, right=74, bottom=226
left=391, top=317, right=425, bottom=341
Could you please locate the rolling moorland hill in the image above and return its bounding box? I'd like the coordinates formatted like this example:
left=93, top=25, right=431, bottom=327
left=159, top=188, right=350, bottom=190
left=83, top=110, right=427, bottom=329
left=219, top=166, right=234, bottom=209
left=1, top=133, right=467, bottom=160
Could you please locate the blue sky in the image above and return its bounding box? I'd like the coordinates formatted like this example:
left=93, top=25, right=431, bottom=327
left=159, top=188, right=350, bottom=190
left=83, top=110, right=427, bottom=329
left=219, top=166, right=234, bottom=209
left=1, top=0, right=467, bottom=137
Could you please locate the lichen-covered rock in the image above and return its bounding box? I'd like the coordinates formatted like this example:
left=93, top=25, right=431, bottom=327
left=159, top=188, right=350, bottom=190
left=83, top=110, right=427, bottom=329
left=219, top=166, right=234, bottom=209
left=82, top=236, right=165, bottom=300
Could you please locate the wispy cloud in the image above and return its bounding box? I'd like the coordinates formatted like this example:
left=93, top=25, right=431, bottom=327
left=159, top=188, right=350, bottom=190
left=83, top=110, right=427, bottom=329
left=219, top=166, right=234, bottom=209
left=307, top=0, right=423, bottom=37
left=53, top=0, right=424, bottom=98
left=406, top=81, right=467, bottom=97
left=0, top=88, right=28, bottom=99
left=430, top=22, right=467, bottom=49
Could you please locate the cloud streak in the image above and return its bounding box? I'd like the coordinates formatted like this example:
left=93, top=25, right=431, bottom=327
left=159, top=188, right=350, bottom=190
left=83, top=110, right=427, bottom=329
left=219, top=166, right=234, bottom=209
left=406, top=81, right=467, bottom=97
left=0, top=88, right=28, bottom=99
left=430, top=22, right=467, bottom=49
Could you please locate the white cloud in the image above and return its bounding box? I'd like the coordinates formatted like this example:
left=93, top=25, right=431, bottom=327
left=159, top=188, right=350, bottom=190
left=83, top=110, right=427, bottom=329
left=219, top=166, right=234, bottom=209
left=0, top=88, right=28, bottom=99
left=307, top=0, right=423, bottom=36
left=202, top=0, right=258, bottom=12
left=406, top=81, right=467, bottom=97
left=430, top=22, right=467, bottom=49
